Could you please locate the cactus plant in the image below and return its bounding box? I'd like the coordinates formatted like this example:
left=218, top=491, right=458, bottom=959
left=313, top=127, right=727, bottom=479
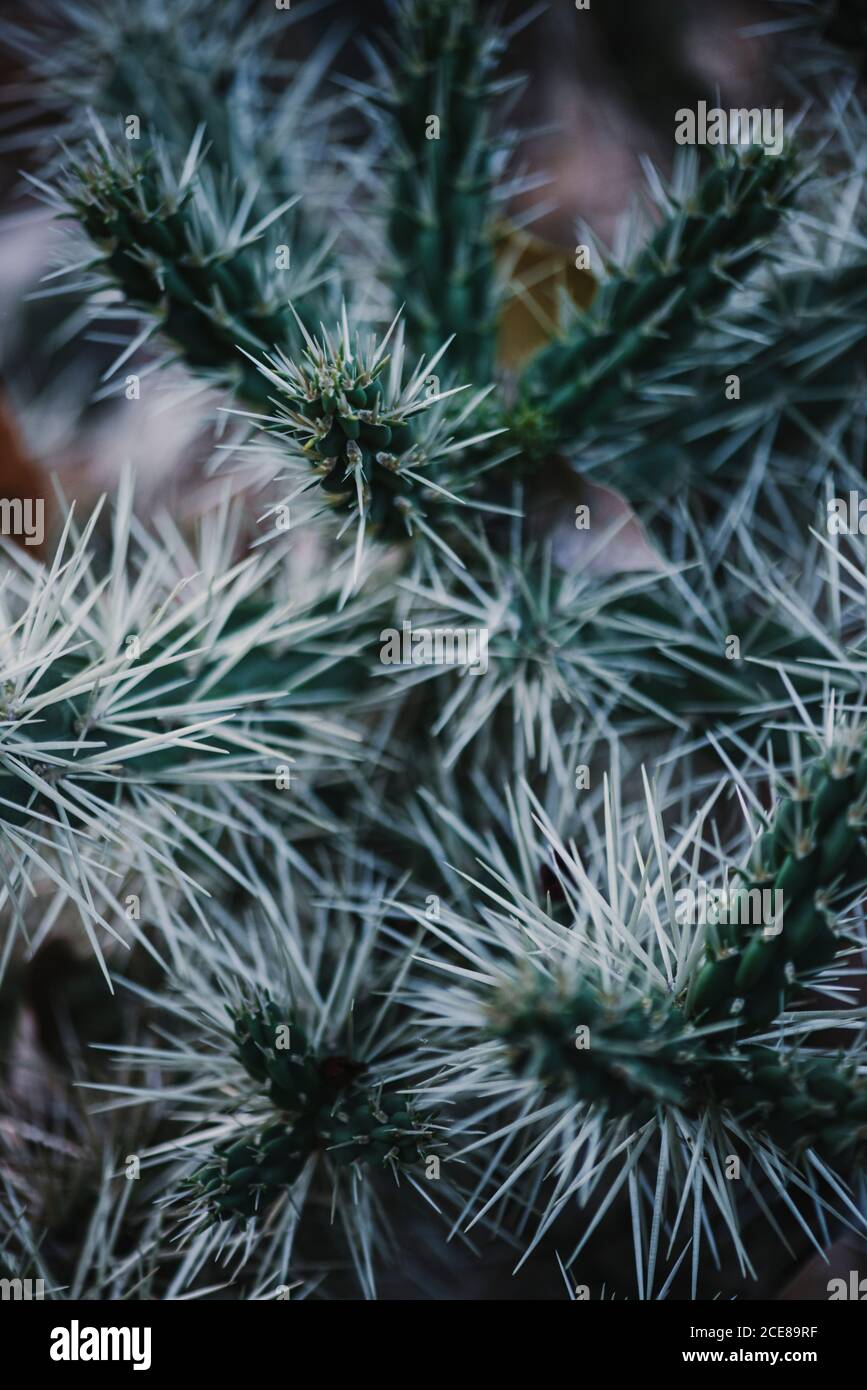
left=4, top=0, right=867, bottom=1310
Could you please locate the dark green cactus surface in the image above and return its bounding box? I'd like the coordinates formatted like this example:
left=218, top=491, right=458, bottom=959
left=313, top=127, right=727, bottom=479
left=512, top=146, right=799, bottom=459
left=188, top=1001, right=431, bottom=1223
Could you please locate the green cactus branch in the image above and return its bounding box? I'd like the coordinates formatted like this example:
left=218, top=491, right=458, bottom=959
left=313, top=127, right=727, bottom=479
left=494, top=973, right=867, bottom=1167
left=371, top=0, right=516, bottom=380
left=54, top=127, right=331, bottom=403
left=689, top=731, right=867, bottom=1027
left=487, top=730, right=867, bottom=1169
left=584, top=260, right=867, bottom=506
left=512, top=146, right=799, bottom=461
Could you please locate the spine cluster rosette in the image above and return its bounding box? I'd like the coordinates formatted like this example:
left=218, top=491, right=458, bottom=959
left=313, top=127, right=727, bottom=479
left=251, top=311, right=494, bottom=546
left=0, top=479, right=368, bottom=951
left=187, top=1001, right=432, bottom=1224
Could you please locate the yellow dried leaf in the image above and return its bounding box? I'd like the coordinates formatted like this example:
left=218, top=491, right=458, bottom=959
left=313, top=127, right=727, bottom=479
left=495, top=221, right=596, bottom=371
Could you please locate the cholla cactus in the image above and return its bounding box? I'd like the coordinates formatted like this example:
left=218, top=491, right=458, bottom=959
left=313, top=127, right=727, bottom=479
left=246, top=309, right=502, bottom=562
left=47, top=125, right=332, bottom=403
left=365, top=0, right=522, bottom=379
left=92, top=855, right=445, bottom=1299
left=398, top=772, right=867, bottom=1294
left=185, top=1000, right=431, bottom=1222
left=5, top=0, right=867, bottom=1309
left=512, top=146, right=800, bottom=465
left=0, top=473, right=366, bottom=967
